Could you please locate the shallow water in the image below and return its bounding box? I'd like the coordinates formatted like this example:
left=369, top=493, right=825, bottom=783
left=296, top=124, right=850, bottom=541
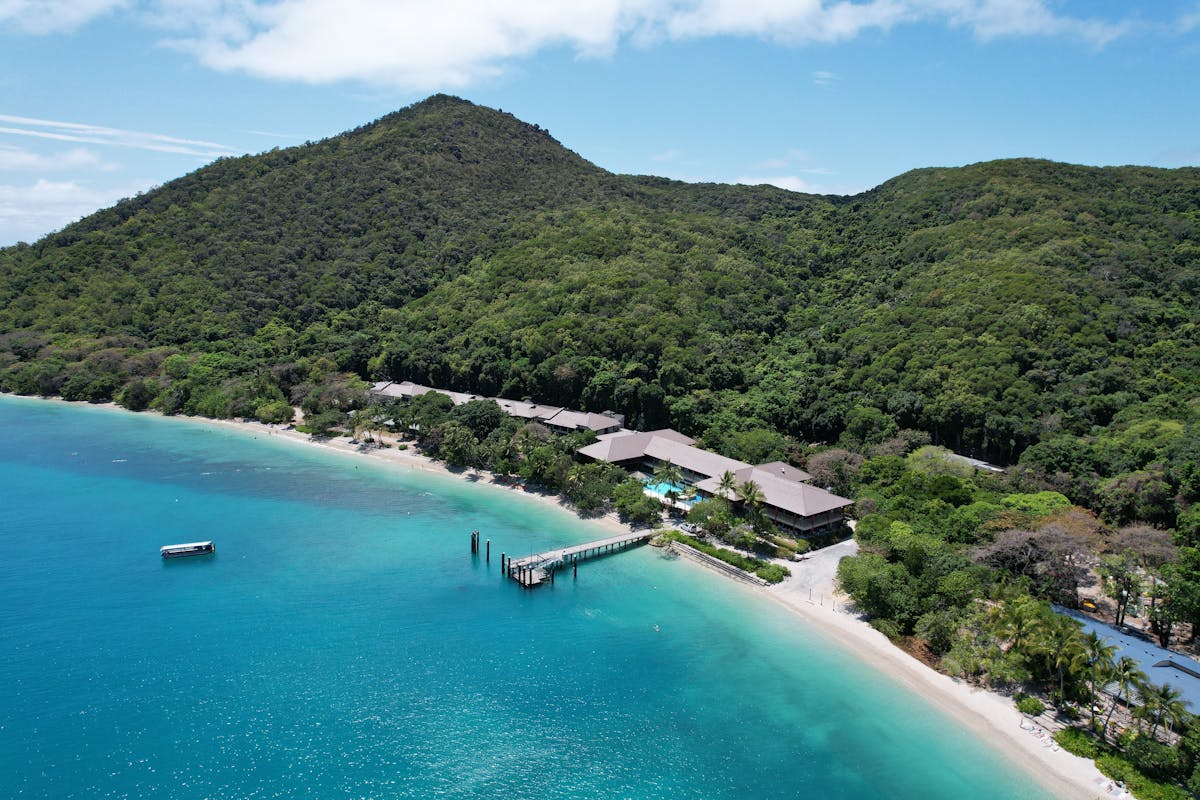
left=0, top=396, right=1052, bottom=799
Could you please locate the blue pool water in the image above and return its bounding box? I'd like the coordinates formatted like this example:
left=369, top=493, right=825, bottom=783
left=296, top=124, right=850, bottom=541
left=643, top=481, right=695, bottom=508
left=0, top=396, right=1054, bottom=799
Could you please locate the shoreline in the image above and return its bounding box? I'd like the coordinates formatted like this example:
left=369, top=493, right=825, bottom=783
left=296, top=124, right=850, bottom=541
left=5, top=394, right=1112, bottom=799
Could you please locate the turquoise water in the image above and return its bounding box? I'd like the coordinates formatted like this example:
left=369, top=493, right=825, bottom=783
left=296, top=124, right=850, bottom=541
left=0, top=396, right=1053, bottom=800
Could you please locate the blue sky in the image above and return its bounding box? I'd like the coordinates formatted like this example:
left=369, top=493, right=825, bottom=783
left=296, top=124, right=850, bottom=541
left=1, top=0, right=1198, bottom=245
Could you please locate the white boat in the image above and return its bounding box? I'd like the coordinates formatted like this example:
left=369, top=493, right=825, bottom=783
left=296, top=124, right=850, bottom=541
left=160, top=541, right=215, bottom=558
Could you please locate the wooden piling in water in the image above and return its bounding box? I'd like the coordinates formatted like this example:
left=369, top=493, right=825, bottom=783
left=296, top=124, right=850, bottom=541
left=486, top=539, right=490, bottom=562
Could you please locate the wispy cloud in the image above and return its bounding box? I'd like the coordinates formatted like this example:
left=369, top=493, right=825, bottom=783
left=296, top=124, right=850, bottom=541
left=1178, top=7, right=1200, bottom=33
left=813, top=69, right=838, bottom=86
left=0, top=0, right=128, bottom=34
left=0, top=143, right=116, bottom=171
left=0, top=177, right=151, bottom=244
left=756, top=148, right=813, bottom=169
left=0, top=114, right=241, bottom=157
left=0, top=1, right=1132, bottom=89
left=240, top=128, right=303, bottom=141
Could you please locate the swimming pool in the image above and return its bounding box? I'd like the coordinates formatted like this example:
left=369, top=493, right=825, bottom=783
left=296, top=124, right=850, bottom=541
left=643, top=480, right=696, bottom=508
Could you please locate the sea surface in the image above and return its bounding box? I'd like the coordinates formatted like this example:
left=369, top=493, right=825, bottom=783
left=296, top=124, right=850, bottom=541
left=0, top=396, right=1053, bottom=799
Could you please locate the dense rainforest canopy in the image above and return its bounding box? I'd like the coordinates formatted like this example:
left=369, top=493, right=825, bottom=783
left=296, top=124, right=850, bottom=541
left=1, top=94, right=1198, bottom=530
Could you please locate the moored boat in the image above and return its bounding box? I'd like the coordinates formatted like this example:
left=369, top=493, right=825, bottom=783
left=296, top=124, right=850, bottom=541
left=160, top=541, right=215, bottom=558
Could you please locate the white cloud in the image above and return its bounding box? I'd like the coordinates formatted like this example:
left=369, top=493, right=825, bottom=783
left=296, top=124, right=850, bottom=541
left=737, top=174, right=825, bottom=193
left=0, top=113, right=240, bottom=157
left=0, top=144, right=115, bottom=171
left=0, top=0, right=129, bottom=34
left=735, top=173, right=864, bottom=195
left=0, top=178, right=150, bottom=244
left=144, top=0, right=1134, bottom=88
left=0, top=1, right=1136, bottom=87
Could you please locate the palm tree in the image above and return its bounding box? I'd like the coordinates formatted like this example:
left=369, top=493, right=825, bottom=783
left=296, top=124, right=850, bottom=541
left=1102, top=656, right=1148, bottom=736
left=1081, top=631, right=1117, bottom=721
left=716, top=470, right=738, bottom=500
left=989, top=595, right=1041, bottom=656
left=1037, top=614, right=1085, bottom=706
left=737, top=480, right=765, bottom=529
left=565, top=464, right=587, bottom=494
left=1136, top=681, right=1189, bottom=740
left=653, top=461, right=685, bottom=505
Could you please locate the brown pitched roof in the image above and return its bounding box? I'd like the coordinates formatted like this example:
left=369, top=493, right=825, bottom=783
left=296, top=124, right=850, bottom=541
left=695, top=467, right=851, bottom=516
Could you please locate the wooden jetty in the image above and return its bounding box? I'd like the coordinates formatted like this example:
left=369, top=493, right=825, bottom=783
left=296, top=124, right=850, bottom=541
left=503, top=530, right=655, bottom=588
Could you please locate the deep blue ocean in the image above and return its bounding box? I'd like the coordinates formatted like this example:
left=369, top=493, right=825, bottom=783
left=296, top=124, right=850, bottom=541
left=0, top=396, right=1052, bottom=799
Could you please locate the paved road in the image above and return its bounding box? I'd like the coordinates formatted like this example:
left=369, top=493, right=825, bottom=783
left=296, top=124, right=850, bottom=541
left=769, top=538, right=859, bottom=606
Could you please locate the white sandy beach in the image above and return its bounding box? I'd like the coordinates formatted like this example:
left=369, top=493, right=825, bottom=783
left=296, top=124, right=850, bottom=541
left=14, top=397, right=1117, bottom=799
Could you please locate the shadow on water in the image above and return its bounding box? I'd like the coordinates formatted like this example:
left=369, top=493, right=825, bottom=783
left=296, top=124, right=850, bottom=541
left=161, top=554, right=218, bottom=569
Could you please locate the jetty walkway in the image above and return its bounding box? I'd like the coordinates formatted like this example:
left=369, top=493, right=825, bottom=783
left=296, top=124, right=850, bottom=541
left=503, top=530, right=655, bottom=587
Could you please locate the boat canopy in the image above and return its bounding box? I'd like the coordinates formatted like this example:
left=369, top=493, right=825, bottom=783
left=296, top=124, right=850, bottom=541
left=161, top=541, right=214, bottom=552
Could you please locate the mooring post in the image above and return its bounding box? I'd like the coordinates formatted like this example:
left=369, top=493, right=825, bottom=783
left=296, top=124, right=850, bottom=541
left=501, top=552, right=506, bottom=575
left=573, top=558, right=578, bottom=578
left=550, top=567, right=555, bottom=585
left=486, top=539, right=490, bottom=562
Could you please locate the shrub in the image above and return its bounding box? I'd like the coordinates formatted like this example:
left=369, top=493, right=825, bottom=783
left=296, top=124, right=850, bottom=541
left=1125, top=737, right=1186, bottom=783
left=755, top=563, right=790, bottom=584
left=1016, top=696, right=1046, bottom=716
left=117, top=378, right=159, bottom=411
left=1096, top=754, right=1190, bottom=800
left=255, top=399, right=294, bottom=424
left=1054, top=727, right=1099, bottom=759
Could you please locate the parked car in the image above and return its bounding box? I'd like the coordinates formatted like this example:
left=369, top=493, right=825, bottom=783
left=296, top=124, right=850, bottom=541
left=679, top=522, right=698, bottom=534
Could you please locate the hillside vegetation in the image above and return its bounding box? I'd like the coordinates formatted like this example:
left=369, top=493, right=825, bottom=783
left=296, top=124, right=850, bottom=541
left=1, top=95, right=1198, bottom=530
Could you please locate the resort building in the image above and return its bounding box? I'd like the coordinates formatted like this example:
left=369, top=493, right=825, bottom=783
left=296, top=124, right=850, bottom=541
left=368, top=381, right=624, bottom=435
left=370, top=381, right=852, bottom=536
left=578, top=429, right=852, bottom=536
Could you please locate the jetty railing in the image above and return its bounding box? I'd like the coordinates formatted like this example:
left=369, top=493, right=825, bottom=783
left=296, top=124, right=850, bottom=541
left=500, top=529, right=655, bottom=587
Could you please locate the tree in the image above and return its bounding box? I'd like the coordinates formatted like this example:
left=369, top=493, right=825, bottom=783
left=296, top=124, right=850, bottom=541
left=716, top=470, right=738, bottom=500
left=687, top=497, right=736, bottom=539
left=988, top=594, right=1043, bottom=660
left=1081, top=631, right=1117, bottom=721
left=653, top=460, right=685, bottom=505
left=737, top=479, right=766, bottom=530
left=1102, top=656, right=1147, bottom=736
left=405, top=391, right=453, bottom=436
left=435, top=422, right=478, bottom=466
left=256, top=399, right=294, bottom=424
left=1099, top=552, right=1143, bottom=628
left=1036, top=613, right=1085, bottom=706
left=450, top=398, right=506, bottom=440
left=1160, top=548, right=1200, bottom=645
left=804, top=448, right=864, bottom=496
left=1136, top=681, right=1189, bottom=741
left=906, top=445, right=974, bottom=479
left=613, top=478, right=662, bottom=526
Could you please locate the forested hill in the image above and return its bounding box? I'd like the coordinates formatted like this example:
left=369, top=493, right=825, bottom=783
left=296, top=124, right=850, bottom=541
left=1, top=95, right=1198, bottom=511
